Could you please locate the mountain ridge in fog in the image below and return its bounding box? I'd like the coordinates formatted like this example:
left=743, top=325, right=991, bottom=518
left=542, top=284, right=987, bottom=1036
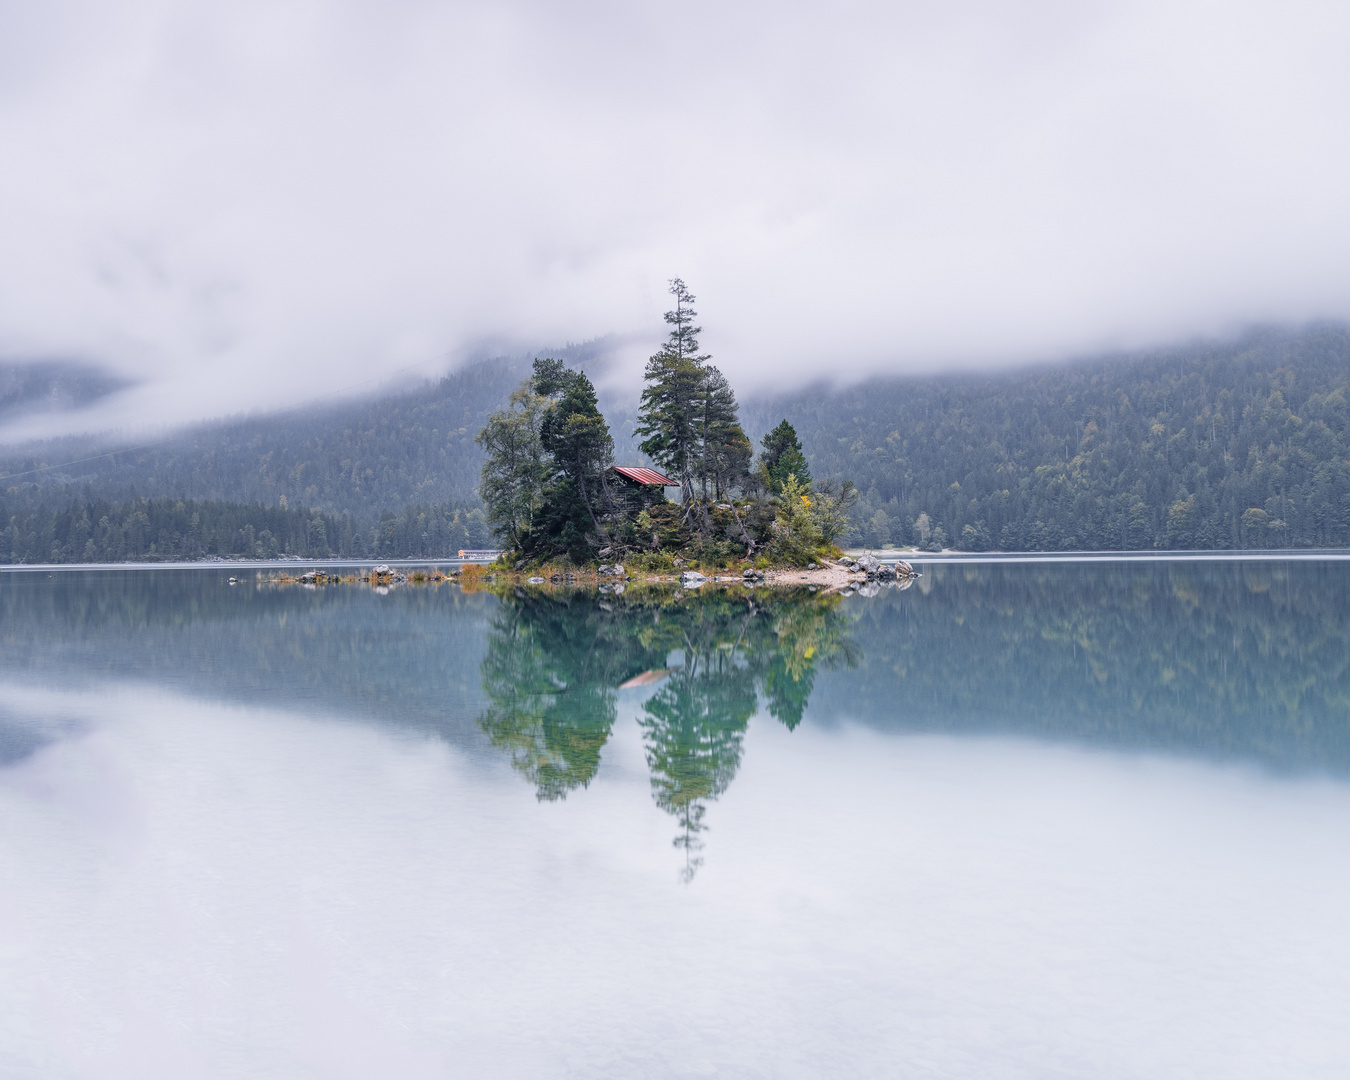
left=0, top=360, right=133, bottom=424
left=4, top=324, right=1350, bottom=555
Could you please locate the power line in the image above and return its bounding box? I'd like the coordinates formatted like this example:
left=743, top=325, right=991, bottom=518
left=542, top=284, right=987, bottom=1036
left=0, top=348, right=457, bottom=483
left=0, top=440, right=167, bottom=482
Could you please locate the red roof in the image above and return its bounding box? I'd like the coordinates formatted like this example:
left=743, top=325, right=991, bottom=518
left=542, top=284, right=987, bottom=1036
left=610, top=466, right=677, bottom=486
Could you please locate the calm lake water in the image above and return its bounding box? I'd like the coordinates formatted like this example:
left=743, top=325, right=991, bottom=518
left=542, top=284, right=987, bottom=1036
left=2, top=560, right=1349, bottom=1078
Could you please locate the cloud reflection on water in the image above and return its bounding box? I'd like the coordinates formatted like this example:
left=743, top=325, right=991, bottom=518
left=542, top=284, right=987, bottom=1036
left=1, top=681, right=1349, bottom=1077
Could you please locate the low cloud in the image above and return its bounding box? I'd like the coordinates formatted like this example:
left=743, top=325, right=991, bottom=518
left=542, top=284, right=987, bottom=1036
left=3, top=1, right=1350, bottom=434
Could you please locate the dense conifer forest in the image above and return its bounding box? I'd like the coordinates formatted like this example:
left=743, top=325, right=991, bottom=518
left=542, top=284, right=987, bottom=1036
left=0, top=496, right=490, bottom=563
left=0, top=356, right=528, bottom=519
left=4, top=324, right=1350, bottom=558
left=744, top=325, right=1350, bottom=549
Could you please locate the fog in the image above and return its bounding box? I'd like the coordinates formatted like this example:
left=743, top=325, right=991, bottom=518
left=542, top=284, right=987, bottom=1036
left=3, top=1, right=1350, bottom=432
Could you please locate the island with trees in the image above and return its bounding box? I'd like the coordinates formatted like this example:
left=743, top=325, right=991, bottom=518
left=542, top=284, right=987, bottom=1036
left=475, top=279, right=863, bottom=576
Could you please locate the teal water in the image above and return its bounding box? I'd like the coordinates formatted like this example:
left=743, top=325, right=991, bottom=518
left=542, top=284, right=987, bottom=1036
left=1, top=562, right=1349, bottom=1077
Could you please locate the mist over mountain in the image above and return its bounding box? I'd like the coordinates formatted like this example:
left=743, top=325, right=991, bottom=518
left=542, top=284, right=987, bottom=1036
left=0, top=360, right=132, bottom=426
left=7, top=4, right=1350, bottom=423
left=747, top=325, right=1350, bottom=550
left=0, top=362, right=505, bottom=523
left=4, top=324, right=1350, bottom=560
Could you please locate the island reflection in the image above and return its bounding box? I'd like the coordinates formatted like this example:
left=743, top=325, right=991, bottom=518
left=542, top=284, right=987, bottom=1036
left=477, top=587, right=861, bottom=878
left=4, top=561, right=1350, bottom=810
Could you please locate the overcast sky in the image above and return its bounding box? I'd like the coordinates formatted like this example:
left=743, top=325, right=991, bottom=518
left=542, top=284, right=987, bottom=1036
left=3, top=0, right=1350, bottom=435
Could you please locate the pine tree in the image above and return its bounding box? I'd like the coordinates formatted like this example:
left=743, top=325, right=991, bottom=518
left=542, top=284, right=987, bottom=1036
left=531, top=357, right=615, bottom=560
left=759, top=419, right=811, bottom=494
left=699, top=367, right=753, bottom=500
left=636, top=279, right=755, bottom=538
left=635, top=279, right=709, bottom=511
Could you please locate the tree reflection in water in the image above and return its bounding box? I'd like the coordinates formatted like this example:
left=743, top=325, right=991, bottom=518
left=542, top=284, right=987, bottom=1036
left=477, top=588, right=860, bottom=878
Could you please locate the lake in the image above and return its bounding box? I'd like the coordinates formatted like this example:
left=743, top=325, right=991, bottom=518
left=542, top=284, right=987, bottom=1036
left=2, top=560, right=1349, bottom=1078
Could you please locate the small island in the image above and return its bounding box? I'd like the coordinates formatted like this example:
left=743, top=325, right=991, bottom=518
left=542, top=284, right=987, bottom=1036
left=475, top=279, right=917, bottom=588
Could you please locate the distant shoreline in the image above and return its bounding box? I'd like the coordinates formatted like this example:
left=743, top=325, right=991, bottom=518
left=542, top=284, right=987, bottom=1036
left=5, top=548, right=1350, bottom=573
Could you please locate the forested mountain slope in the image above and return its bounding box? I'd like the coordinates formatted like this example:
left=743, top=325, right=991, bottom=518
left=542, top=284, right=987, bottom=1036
left=6, top=326, right=1350, bottom=554
left=1, top=358, right=523, bottom=521
left=745, top=325, right=1350, bottom=550
left=0, top=497, right=493, bottom=564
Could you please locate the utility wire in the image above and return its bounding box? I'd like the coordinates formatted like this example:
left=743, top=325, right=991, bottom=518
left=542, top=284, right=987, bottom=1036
left=0, top=349, right=458, bottom=483
left=0, top=440, right=168, bottom=482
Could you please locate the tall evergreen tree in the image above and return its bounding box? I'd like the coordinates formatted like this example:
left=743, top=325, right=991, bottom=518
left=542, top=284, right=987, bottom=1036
left=759, top=419, right=811, bottom=493
left=635, top=279, right=709, bottom=512
left=529, top=357, right=615, bottom=560
left=699, top=367, right=753, bottom=500
left=636, top=279, right=754, bottom=534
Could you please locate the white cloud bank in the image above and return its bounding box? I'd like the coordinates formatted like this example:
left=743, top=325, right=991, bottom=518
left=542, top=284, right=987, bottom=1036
left=2, top=0, right=1350, bottom=430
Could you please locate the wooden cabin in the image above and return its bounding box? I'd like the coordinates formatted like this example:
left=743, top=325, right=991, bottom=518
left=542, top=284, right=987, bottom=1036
left=607, top=466, right=677, bottom=512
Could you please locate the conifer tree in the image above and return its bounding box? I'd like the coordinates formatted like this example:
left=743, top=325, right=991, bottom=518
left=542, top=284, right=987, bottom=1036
left=531, top=357, right=615, bottom=558
left=636, top=279, right=754, bottom=534
left=759, top=419, right=811, bottom=494
left=635, top=279, right=709, bottom=512
left=699, top=367, right=752, bottom=499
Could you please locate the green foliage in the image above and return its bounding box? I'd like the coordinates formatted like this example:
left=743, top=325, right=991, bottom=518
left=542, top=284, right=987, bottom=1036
left=475, top=383, right=549, bottom=549
left=635, top=279, right=754, bottom=517
left=635, top=280, right=712, bottom=506
left=760, top=419, right=811, bottom=493
left=535, top=359, right=614, bottom=521
left=476, top=358, right=617, bottom=563
left=0, top=497, right=340, bottom=562
left=524, top=359, right=616, bottom=561
left=698, top=367, right=753, bottom=500
left=807, top=477, right=859, bottom=546
left=22, top=326, right=1350, bottom=555
left=526, top=477, right=598, bottom=564
left=372, top=503, right=491, bottom=557
left=634, top=347, right=706, bottom=501
left=0, top=495, right=488, bottom=563
left=473, top=284, right=768, bottom=563
left=629, top=549, right=677, bottom=573
left=0, top=357, right=530, bottom=525
left=769, top=473, right=824, bottom=564
left=641, top=501, right=690, bottom=551
left=742, top=326, right=1350, bottom=550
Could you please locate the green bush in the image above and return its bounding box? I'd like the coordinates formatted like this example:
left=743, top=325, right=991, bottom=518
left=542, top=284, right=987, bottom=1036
left=768, top=474, right=823, bottom=566
left=630, top=550, right=677, bottom=573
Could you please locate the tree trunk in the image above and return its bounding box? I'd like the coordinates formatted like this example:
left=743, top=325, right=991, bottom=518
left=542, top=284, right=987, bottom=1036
left=728, top=500, right=755, bottom=556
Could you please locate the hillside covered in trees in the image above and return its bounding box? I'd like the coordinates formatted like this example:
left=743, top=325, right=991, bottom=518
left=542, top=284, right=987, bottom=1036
left=744, top=324, right=1350, bottom=550
left=5, top=324, right=1350, bottom=558
left=0, top=358, right=521, bottom=519
left=0, top=496, right=490, bottom=563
